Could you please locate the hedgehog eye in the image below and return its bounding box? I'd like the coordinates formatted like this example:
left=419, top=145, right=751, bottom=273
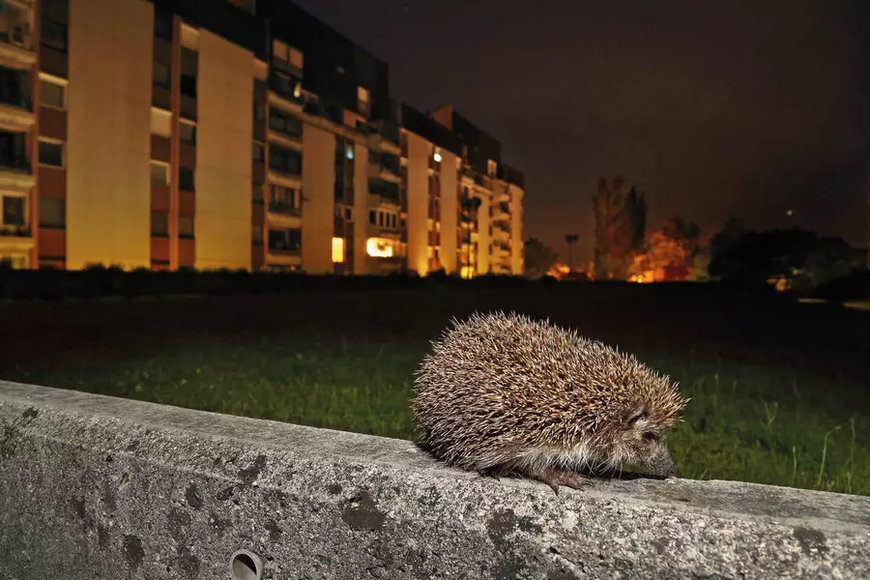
left=643, top=431, right=658, bottom=442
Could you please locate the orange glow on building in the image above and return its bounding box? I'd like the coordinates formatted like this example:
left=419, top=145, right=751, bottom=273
left=366, top=237, right=395, bottom=257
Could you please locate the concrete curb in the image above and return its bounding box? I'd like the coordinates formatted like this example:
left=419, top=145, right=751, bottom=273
left=1, top=380, right=868, bottom=579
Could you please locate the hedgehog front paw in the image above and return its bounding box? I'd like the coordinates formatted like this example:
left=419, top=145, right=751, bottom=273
left=534, top=467, right=593, bottom=495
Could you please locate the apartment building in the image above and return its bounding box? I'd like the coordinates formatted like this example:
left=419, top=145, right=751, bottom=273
left=0, top=0, right=525, bottom=276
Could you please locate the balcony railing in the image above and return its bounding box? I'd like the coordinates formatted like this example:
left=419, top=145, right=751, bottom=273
left=268, top=201, right=301, bottom=217
left=0, top=224, right=29, bottom=237
left=0, top=155, right=31, bottom=172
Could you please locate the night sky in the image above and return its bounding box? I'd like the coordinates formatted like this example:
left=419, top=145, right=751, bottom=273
left=294, top=0, right=870, bottom=262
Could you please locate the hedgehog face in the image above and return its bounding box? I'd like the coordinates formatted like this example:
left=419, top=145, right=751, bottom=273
left=616, top=409, right=677, bottom=477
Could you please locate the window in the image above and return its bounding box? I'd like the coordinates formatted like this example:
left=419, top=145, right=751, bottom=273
left=272, top=39, right=288, bottom=62
left=40, top=80, right=65, bottom=109
left=252, top=183, right=263, bottom=202
left=38, top=140, right=63, bottom=167
left=153, top=62, right=171, bottom=88
left=178, top=216, right=194, bottom=239
left=332, top=237, right=344, bottom=263
left=252, top=142, right=265, bottom=163
left=487, top=159, right=497, bottom=177
left=39, top=197, right=64, bottom=228
left=269, top=107, right=302, bottom=137
left=150, top=162, right=169, bottom=186
left=272, top=40, right=303, bottom=70
left=357, top=86, right=370, bottom=116
left=151, top=211, right=168, bottom=237
left=180, top=75, right=196, bottom=97
left=2, top=196, right=24, bottom=226
left=150, top=108, right=171, bottom=137
left=154, top=10, right=172, bottom=40
left=268, top=228, right=301, bottom=253
left=252, top=225, right=263, bottom=244
left=179, top=167, right=195, bottom=191
left=180, top=48, right=197, bottom=97
left=269, top=144, right=302, bottom=176
left=369, top=210, right=376, bottom=224
left=269, top=184, right=301, bottom=212
left=180, top=121, right=196, bottom=144
left=41, top=19, right=66, bottom=53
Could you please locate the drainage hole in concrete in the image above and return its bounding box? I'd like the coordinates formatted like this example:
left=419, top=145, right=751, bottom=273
left=230, top=549, right=263, bottom=580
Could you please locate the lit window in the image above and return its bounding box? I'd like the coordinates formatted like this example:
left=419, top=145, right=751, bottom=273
left=180, top=121, right=196, bottom=144
left=40, top=79, right=65, bottom=109
left=433, top=150, right=442, bottom=163
left=150, top=162, right=169, bottom=186
left=272, top=39, right=288, bottom=62
left=289, top=47, right=304, bottom=69
left=150, top=108, right=171, bottom=137
left=332, top=237, right=345, bottom=263
left=366, top=237, right=394, bottom=257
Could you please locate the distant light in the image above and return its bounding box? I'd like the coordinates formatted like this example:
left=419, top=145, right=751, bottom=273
left=786, top=209, right=793, bottom=216
left=433, top=151, right=442, bottom=163
left=346, top=146, right=354, bottom=160
left=293, top=82, right=302, bottom=98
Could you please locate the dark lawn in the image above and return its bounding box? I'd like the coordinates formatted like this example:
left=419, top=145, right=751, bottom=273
left=0, top=283, right=867, bottom=495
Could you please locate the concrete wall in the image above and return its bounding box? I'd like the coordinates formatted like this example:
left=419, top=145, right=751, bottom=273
left=405, top=132, right=429, bottom=276
left=1, top=381, right=868, bottom=580
left=66, top=0, right=153, bottom=270
left=301, top=124, right=334, bottom=274
left=194, top=30, right=253, bottom=271
left=510, top=184, right=524, bottom=275
left=476, top=190, right=491, bottom=275
left=439, top=151, right=458, bottom=274
left=352, top=142, right=368, bottom=274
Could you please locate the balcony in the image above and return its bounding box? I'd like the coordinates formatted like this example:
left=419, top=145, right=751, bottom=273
left=268, top=201, right=301, bottom=218
left=0, top=224, right=29, bottom=237
left=0, top=67, right=33, bottom=128
left=0, top=2, right=35, bottom=68
left=0, top=154, right=33, bottom=189
left=368, top=153, right=401, bottom=184
left=368, top=178, right=400, bottom=205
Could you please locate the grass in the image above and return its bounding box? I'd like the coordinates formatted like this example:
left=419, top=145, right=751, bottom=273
left=0, top=284, right=867, bottom=496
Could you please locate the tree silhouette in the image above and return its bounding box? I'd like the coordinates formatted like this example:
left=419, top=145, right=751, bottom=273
left=592, top=176, right=647, bottom=279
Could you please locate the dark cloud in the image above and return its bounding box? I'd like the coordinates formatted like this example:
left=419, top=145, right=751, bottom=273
left=294, top=0, right=870, bottom=261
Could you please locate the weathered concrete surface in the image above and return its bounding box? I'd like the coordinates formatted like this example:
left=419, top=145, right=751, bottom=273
left=0, top=381, right=868, bottom=580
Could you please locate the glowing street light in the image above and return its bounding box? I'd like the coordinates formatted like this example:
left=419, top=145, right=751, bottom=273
left=433, top=151, right=442, bottom=163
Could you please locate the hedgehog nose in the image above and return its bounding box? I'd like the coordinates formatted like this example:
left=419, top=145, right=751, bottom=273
left=647, top=449, right=676, bottom=479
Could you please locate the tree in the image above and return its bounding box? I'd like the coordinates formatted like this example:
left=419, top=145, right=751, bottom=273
left=524, top=238, right=558, bottom=279
left=592, top=176, right=647, bottom=280
left=708, top=225, right=862, bottom=291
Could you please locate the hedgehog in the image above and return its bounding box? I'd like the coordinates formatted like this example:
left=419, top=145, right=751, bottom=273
left=410, top=311, right=688, bottom=493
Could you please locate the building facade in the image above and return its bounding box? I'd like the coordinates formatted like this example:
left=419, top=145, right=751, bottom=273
left=0, top=0, right=524, bottom=276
